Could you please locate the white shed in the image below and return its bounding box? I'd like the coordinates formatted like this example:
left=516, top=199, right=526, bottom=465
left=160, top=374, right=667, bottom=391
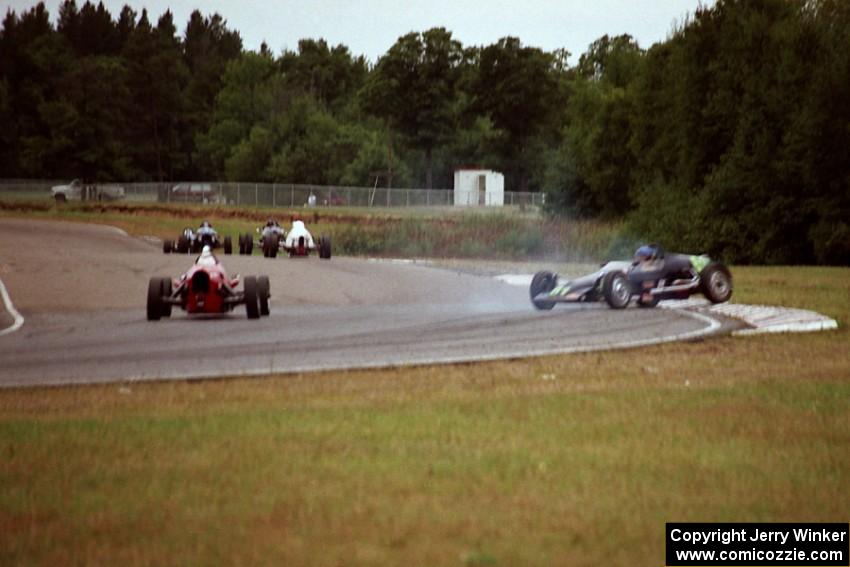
left=453, top=168, right=504, bottom=206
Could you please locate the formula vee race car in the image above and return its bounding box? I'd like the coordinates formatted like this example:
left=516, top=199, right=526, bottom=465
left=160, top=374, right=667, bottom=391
left=147, top=246, right=270, bottom=320
left=239, top=218, right=331, bottom=259
left=162, top=221, right=233, bottom=255
left=530, top=244, right=733, bottom=310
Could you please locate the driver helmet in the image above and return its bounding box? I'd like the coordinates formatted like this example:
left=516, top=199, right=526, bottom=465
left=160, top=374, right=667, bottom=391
left=200, top=220, right=212, bottom=229
left=634, top=244, right=660, bottom=263
left=266, top=218, right=276, bottom=227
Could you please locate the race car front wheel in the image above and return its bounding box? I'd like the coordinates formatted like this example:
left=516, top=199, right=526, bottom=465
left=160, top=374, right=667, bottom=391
left=529, top=271, right=556, bottom=310
left=602, top=271, right=631, bottom=309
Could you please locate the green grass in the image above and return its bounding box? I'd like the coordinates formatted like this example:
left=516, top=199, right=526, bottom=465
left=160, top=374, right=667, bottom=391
left=1, top=207, right=848, bottom=565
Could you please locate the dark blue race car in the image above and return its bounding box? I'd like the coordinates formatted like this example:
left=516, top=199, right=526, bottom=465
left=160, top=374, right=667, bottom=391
left=530, top=244, right=733, bottom=310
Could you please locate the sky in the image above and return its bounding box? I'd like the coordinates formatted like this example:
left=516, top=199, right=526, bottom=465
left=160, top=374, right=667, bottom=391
left=3, top=0, right=713, bottom=64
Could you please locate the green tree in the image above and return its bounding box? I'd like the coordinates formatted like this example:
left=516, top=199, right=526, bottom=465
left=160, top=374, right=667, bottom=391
left=195, top=50, right=276, bottom=178
left=122, top=9, right=189, bottom=180
left=279, top=38, right=367, bottom=114
left=469, top=37, right=561, bottom=191
left=361, top=27, right=463, bottom=188
left=182, top=10, right=242, bottom=178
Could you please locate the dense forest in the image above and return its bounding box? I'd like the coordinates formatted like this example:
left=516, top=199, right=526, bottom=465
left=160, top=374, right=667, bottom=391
left=1, top=0, right=848, bottom=264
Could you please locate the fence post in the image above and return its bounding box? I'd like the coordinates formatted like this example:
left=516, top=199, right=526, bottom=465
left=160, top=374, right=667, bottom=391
left=273, top=183, right=276, bottom=207
left=290, top=185, right=294, bottom=207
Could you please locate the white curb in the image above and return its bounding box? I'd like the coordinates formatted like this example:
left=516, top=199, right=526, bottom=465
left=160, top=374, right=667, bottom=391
left=0, top=277, right=24, bottom=337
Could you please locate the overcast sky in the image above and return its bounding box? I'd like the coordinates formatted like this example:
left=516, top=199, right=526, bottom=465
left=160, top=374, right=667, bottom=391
left=3, top=0, right=713, bottom=64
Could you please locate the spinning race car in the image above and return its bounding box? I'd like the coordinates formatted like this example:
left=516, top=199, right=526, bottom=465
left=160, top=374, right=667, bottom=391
left=163, top=221, right=233, bottom=255
left=239, top=217, right=331, bottom=259
left=530, top=244, right=733, bottom=310
left=147, top=246, right=270, bottom=320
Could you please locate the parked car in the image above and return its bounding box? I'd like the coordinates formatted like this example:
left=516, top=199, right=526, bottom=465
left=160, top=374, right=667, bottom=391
left=52, top=179, right=125, bottom=202
left=169, top=183, right=220, bottom=203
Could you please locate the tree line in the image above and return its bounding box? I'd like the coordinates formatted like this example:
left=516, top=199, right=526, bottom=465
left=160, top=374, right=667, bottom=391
left=1, top=0, right=847, bottom=264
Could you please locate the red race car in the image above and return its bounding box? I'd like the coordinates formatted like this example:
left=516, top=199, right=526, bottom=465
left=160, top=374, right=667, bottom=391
left=147, top=246, right=270, bottom=321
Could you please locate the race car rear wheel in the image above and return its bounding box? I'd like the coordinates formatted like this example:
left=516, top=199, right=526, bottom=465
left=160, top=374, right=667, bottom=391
left=700, top=262, right=733, bottom=304
left=269, top=234, right=279, bottom=258
left=637, top=294, right=660, bottom=308
left=529, top=271, right=556, bottom=310
left=319, top=235, right=332, bottom=260
left=163, top=240, right=173, bottom=254
left=160, top=277, right=172, bottom=318
left=244, top=234, right=253, bottom=255
left=602, top=271, right=631, bottom=309
left=147, top=277, right=163, bottom=321
left=238, top=234, right=245, bottom=254
left=223, top=236, right=232, bottom=255
left=244, top=276, right=260, bottom=319
left=177, top=236, right=189, bottom=254
left=257, top=275, right=270, bottom=316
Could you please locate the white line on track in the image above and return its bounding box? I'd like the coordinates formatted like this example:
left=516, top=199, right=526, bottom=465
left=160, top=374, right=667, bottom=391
left=0, top=277, right=24, bottom=337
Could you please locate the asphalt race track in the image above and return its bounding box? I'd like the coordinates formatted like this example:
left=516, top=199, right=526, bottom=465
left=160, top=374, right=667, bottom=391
left=0, top=219, right=726, bottom=388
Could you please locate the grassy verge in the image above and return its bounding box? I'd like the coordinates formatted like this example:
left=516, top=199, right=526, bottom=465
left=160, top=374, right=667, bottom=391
left=0, top=199, right=623, bottom=261
left=1, top=267, right=848, bottom=565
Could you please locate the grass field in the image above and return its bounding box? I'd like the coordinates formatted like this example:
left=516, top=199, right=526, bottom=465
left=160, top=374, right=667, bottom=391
left=1, top=211, right=848, bottom=565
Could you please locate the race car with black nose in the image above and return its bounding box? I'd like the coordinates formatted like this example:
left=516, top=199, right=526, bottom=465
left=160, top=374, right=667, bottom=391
left=529, top=244, right=732, bottom=310
left=147, top=246, right=269, bottom=320
left=163, top=221, right=233, bottom=255
left=239, top=217, right=331, bottom=259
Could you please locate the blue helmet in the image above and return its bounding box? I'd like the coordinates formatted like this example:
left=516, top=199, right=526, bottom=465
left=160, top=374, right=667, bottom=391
left=634, top=244, right=660, bottom=262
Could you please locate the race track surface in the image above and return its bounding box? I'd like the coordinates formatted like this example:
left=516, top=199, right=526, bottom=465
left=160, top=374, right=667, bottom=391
left=0, top=219, right=724, bottom=388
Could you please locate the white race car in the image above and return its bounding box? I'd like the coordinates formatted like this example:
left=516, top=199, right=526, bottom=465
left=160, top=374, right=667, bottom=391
left=239, top=218, right=331, bottom=259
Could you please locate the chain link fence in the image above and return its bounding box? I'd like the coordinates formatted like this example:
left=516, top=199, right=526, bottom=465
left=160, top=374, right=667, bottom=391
left=0, top=180, right=545, bottom=209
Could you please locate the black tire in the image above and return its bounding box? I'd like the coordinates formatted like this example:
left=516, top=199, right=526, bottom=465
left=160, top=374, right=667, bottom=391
left=319, top=235, right=332, bottom=260
left=269, top=234, right=279, bottom=258
left=244, top=276, right=260, bottom=319
left=238, top=234, right=245, bottom=255
left=637, top=295, right=660, bottom=308
left=529, top=271, right=557, bottom=310
left=160, top=277, right=172, bottom=318
left=245, top=234, right=253, bottom=255
left=602, top=271, right=631, bottom=309
left=163, top=240, right=173, bottom=254
left=700, top=262, right=733, bottom=304
left=54, top=193, right=67, bottom=203
left=177, top=236, right=189, bottom=254
left=257, top=275, right=270, bottom=316
left=224, top=236, right=232, bottom=255
left=147, top=277, right=162, bottom=321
